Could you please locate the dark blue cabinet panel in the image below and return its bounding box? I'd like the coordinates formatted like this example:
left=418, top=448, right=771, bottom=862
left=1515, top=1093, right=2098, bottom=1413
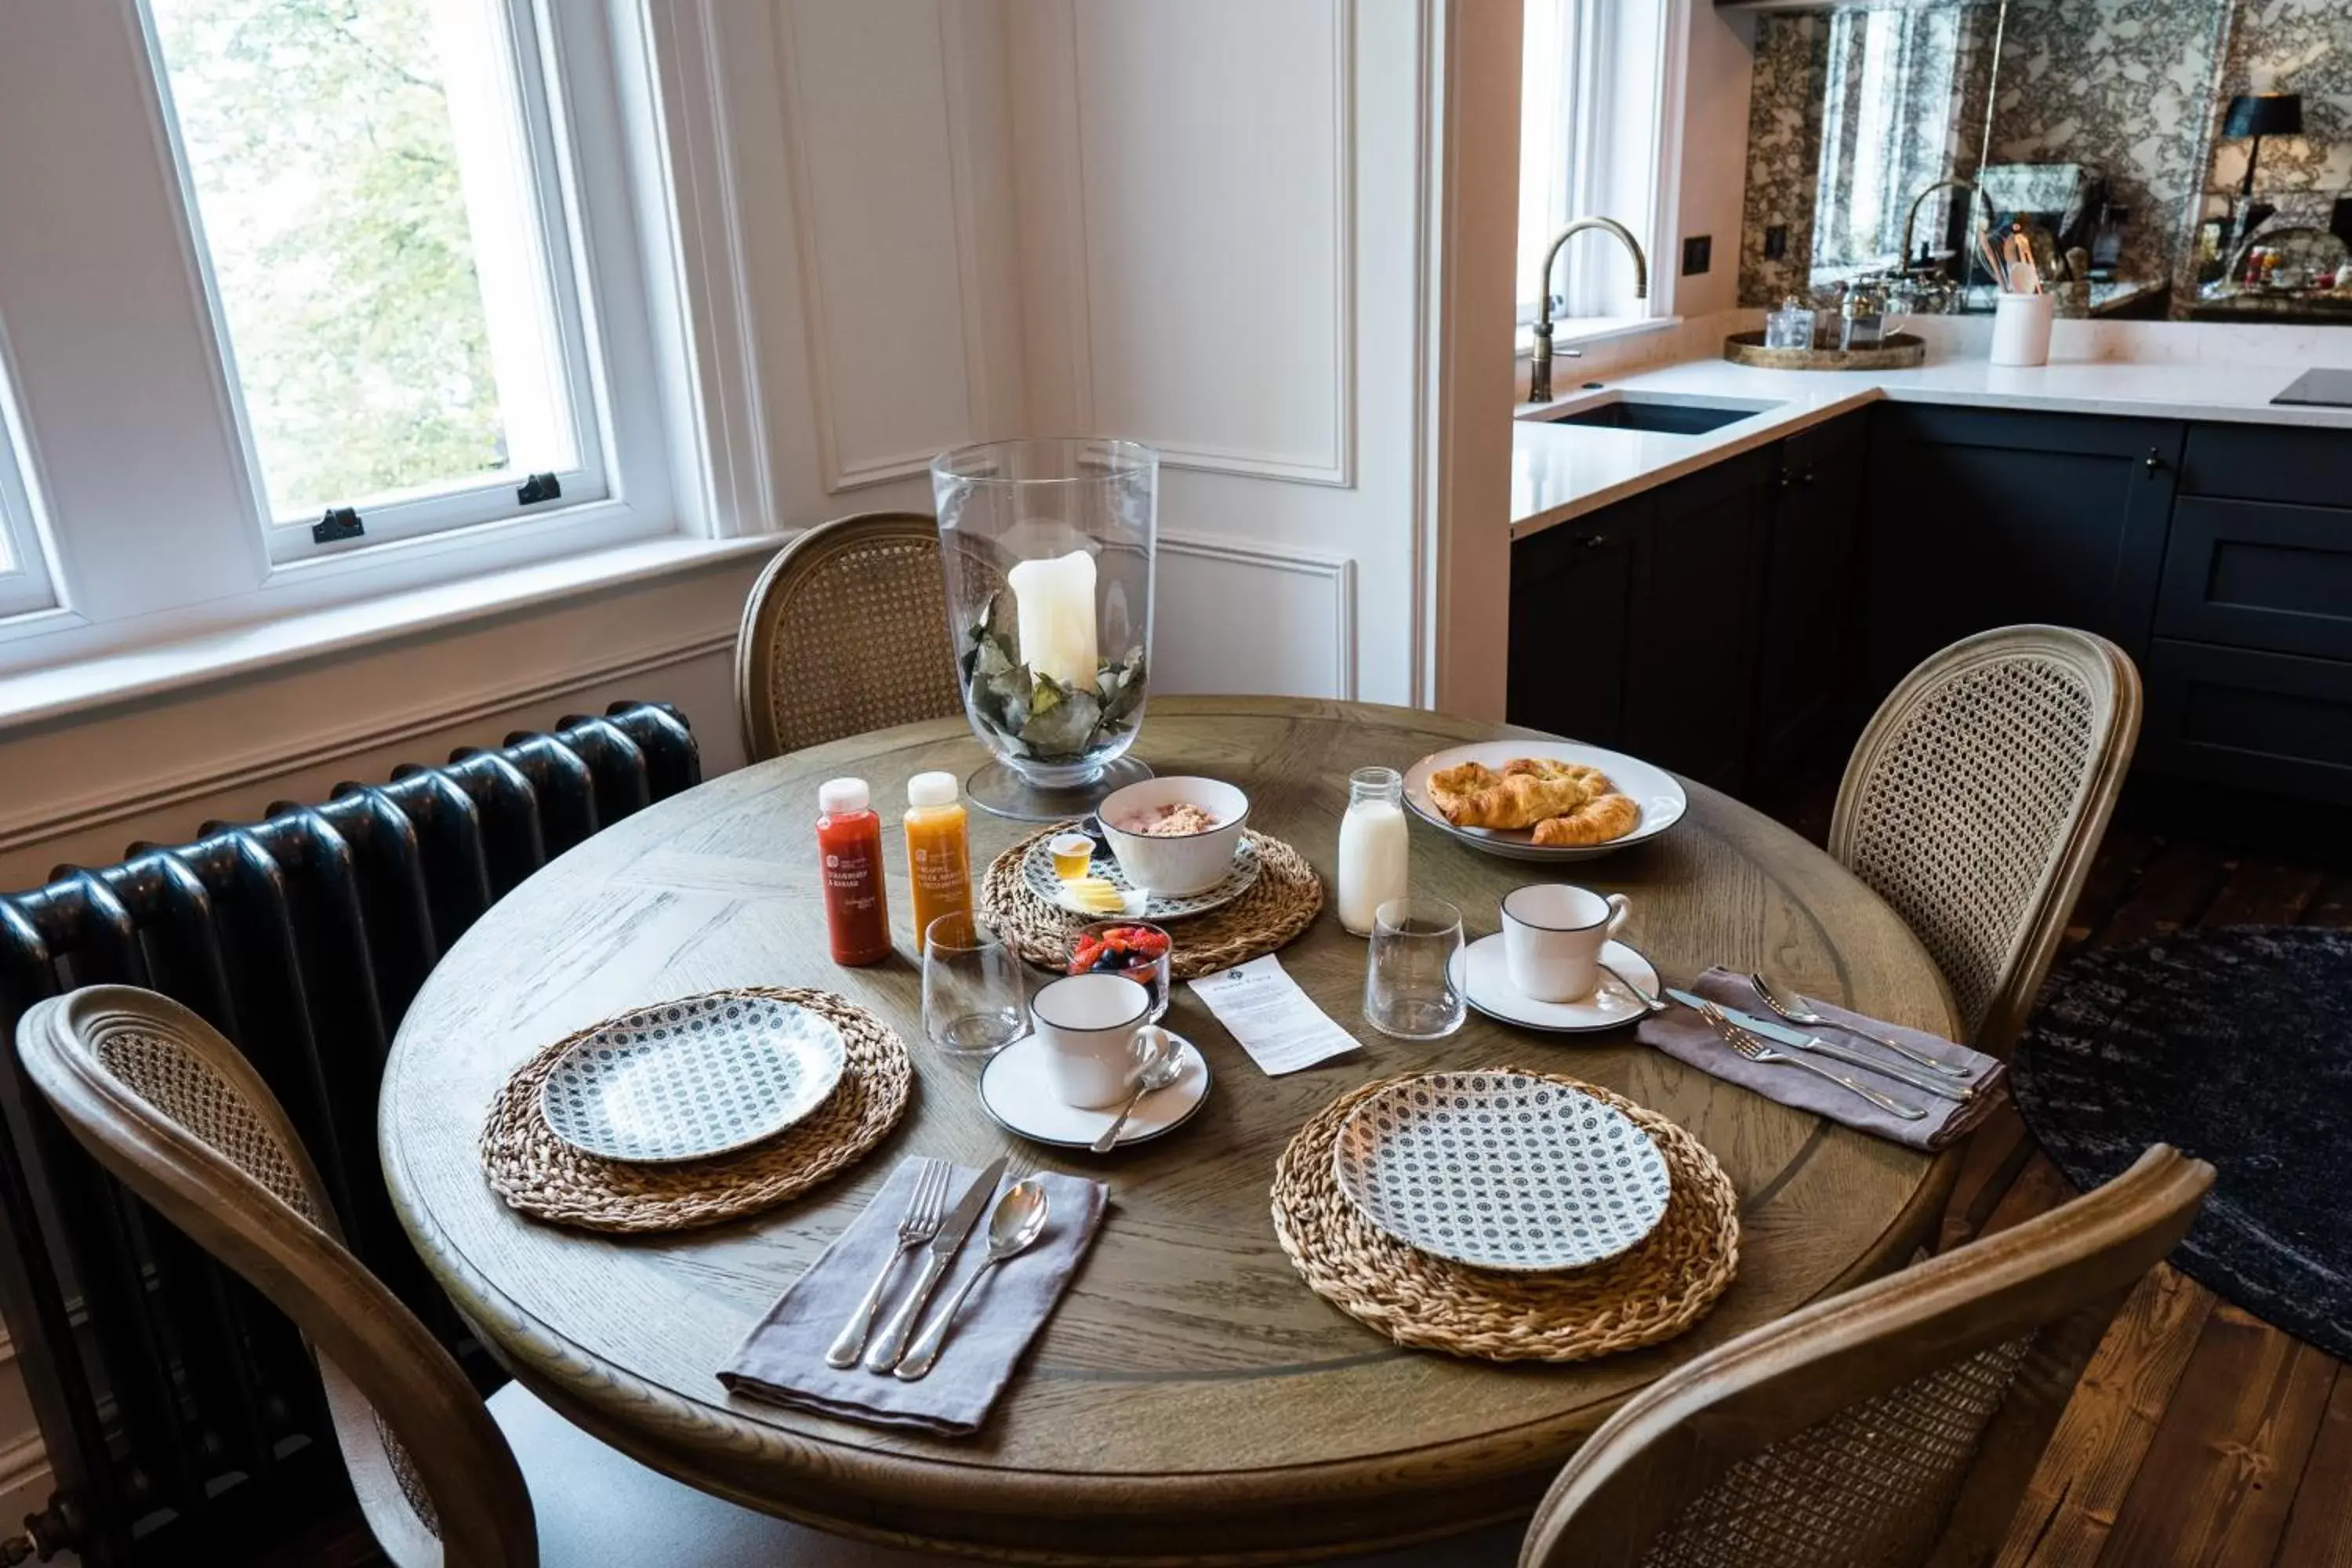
left=1757, top=415, right=1867, bottom=775
left=2180, top=424, right=2352, bottom=508
left=2158, top=497, right=2352, bottom=662
left=1626, top=449, right=1773, bottom=792
left=1861, top=405, right=2181, bottom=692
left=2143, top=638, right=2352, bottom=807
left=1509, top=514, right=1640, bottom=748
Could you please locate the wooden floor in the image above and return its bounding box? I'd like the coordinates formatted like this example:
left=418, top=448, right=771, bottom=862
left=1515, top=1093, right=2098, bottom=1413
left=258, top=812, right=2352, bottom=1568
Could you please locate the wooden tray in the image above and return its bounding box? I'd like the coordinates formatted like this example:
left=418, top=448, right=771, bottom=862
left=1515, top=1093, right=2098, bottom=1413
left=1723, top=330, right=1926, bottom=371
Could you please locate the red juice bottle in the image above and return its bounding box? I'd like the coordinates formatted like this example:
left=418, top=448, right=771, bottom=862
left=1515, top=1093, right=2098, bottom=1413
left=817, top=778, right=892, bottom=965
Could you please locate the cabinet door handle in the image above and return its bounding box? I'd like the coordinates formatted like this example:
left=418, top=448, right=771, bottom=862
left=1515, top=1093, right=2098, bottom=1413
left=2144, top=448, right=2165, bottom=474
left=1579, top=532, right=1609, bottom=549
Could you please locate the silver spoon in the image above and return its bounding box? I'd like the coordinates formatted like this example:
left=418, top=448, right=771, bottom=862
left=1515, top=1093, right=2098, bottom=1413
left=1748, top=971, right=1973, bottom=1078
left=1599, top=960, right=1668, bottom=1014
left=1091, top=1029, right=1185, bottom=1152
left=892, top=1180, right=1051, bottom=1381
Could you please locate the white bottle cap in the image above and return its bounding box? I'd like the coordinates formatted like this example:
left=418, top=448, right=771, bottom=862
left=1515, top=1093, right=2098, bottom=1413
left=906, top=771, right=960, bottom=809
left=818, top=777, right=869, bottom=815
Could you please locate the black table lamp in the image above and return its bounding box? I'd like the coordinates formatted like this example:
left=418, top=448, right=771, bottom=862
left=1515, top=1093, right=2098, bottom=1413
left=2224, top=92, right=2303, bottom=198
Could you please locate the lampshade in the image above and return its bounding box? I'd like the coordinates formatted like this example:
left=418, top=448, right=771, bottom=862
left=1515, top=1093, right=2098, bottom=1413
left=2224, top=93, right=2303, bottom=140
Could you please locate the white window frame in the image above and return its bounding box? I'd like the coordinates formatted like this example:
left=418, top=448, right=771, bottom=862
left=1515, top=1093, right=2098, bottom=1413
left=0, top=317, right=62, bottom=623
left=141, top=0, right=615, bottom=560
left=0, top=0, right=709, bottom=676
left=1517, top=0, right=1688, bottom=339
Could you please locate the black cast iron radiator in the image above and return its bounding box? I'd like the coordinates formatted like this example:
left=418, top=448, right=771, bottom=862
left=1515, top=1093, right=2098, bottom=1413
left=0, top=701, right=699, bottom=1565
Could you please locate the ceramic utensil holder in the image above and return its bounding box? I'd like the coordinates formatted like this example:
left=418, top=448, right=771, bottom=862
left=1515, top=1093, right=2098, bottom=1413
left=1989, top=292, right=2054, bottom=368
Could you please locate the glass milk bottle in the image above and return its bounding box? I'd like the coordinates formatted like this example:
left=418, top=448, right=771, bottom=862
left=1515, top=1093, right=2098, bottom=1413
left=1337, top=767, right=1409, bottom=936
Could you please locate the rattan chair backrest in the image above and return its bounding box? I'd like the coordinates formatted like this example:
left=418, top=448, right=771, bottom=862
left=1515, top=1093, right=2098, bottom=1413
left=1521, top=1144, right=2210, bottom=1568
left=14, top=986, right=533, bottom=1568
left=734, top=512, right=967, bottom=764
left=1829, top=625, right=2141, bottom=1057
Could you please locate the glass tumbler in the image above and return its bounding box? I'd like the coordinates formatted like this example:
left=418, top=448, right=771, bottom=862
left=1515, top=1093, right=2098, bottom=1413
left=921, top=913, right=1028, bottom=1055
left=1363, top=896, right=1467, bottom=1040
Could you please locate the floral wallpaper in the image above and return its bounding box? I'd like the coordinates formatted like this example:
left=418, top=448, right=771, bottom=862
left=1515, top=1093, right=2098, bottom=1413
left=1737, top=0, right=2352, bottom=318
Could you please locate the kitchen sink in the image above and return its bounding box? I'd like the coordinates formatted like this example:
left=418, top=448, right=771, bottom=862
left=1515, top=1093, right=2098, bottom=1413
left=1544, top=395, right=1780, bottom=436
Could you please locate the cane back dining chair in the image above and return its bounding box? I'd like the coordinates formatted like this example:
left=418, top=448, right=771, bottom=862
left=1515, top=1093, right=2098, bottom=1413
left=735, top=511, right=967, bottom=765
left=1515, top=1143, right=2211, bottom=1568
left=1831, top=625, right=2142, bottom=1058
left=13, top=985, right=983, bottom=1568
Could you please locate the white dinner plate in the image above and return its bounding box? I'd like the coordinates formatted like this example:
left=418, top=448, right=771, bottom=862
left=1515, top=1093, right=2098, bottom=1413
left=1451, top=935, right=1660, bottom=1035
left=539, top=993, right=846, bottom=1163
left=1333, top=1072, right=1673, bottom=1272
left=978, top=1031, right=1212, bottom=1151
left=1401, top=739, right=1687, bottom=862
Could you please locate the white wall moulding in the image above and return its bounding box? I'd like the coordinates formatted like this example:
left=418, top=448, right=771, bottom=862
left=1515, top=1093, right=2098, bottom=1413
left=1156, top=531, right=1358, bottom=700
left=771, top=0, right=1014, bottom=493
left=1054, top=0, right=1357, bottom=488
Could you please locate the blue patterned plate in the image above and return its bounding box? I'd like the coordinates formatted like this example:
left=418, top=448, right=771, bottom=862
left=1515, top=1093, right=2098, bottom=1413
left=1332, top=1072, right=1671, bottom=1272
left=539, top=993, right=847, bottom=1163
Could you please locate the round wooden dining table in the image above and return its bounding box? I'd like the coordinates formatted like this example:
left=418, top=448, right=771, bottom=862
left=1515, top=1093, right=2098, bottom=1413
left=379, top=696, right=1964, bottom=1564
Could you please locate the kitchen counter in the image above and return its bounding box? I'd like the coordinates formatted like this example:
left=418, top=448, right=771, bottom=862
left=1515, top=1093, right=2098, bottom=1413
left=1512, top=345, right=2352, bottom=540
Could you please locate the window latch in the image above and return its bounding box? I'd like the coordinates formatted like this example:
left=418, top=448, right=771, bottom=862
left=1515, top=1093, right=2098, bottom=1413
left=517, top=471, right=562, bottom=504
left=311, top=507, right=364, bottom=544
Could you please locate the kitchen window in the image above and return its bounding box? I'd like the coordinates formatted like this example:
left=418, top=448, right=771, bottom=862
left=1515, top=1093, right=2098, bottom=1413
left=0, top=0, right=691, bottom=673
left=1518, top=0, right=1686, bottom=335
left=147, top=0, right=608, bottom=558
left=0, top=337, right=57, bottom=622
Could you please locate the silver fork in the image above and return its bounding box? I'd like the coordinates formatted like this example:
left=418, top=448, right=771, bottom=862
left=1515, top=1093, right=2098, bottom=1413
left=1697, top=1000, right=1926, bottom=1121
left=826, top=1159, right=953, bottom=1368
left=1750, top=973, right=1973, bottom=1080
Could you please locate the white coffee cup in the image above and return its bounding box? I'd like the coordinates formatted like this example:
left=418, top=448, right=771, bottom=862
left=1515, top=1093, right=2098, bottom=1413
left=1029, top=972, right=1157, bottom=1108
left=1500, top=884, right=1632, bottom=1003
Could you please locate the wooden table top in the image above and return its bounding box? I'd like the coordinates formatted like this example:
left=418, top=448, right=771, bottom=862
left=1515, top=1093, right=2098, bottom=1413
left=379, top=697, right=1963, bottom=1563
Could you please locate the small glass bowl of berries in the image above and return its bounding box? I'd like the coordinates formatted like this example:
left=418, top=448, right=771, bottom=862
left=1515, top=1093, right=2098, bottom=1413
left=1066, top=920, right=1173, bottom=1022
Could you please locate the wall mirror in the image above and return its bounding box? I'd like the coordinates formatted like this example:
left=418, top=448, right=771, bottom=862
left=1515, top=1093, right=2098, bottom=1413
left=1734, top=0, right=2352, bottom=324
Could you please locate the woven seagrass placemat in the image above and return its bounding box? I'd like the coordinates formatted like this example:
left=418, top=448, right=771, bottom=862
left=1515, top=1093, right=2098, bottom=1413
left=481, top=987, right=910, bottom=1233
left=1272, top=1070, right=1740, bottom=1363
left=978, top=822, right=1323, bottom=981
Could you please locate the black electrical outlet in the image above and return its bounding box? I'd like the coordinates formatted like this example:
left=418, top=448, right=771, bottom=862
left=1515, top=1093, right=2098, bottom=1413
left=1764, top=225, right=1788, bottom=261
left=1682, top=234, right=1712, bottom=275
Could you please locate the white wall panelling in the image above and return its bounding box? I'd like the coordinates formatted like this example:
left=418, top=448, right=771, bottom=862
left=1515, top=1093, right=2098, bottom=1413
left=769, top=0, right=1022, bottom=492
left=1156, top=532, right=1358, bottom=700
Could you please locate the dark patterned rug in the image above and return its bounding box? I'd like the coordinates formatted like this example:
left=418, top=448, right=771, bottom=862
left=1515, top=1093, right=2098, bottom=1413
left=2012, top=926, right=2352, bottom=1363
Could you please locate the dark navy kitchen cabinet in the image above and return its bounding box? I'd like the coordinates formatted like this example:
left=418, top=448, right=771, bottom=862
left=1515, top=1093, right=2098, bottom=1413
left=1860, top=405, right=2180, bottom=691
left=1755, top=413, right=1868, bottom=776
left=1625, top=448, right=1774, bottom=793
left=1508, top=511, right=1640, bottom=750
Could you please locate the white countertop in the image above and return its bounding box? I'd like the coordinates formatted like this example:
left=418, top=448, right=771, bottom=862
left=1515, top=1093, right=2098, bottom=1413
left=1511, top=346, right=2352, bottom=541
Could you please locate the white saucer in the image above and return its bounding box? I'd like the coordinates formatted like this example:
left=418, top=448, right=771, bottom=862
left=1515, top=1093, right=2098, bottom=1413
left=1450, top=935, right=1661, bottom=1035
left=977, top=1031, right=1213, bottom=1150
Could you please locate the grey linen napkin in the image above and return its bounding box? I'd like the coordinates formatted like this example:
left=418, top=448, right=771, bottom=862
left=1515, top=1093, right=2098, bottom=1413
left=1635, top=967, right=2006, bottom=1150
left=720, top=1159, right=1106, bottom=1436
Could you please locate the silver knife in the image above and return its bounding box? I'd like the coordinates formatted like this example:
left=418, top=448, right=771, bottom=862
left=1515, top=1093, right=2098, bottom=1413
left=863, top=1155, right=1007, bottom=1373
left=1663, top=991, right=1974, bottom=1103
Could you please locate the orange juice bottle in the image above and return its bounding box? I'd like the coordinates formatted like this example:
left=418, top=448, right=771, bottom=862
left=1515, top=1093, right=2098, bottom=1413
left=904, top=771, right=974, bottom=946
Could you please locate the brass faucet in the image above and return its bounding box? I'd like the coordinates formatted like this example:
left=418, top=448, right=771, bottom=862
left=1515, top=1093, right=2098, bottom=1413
left=1529, top=217, right=1650, bottom=404
left=1898, top=178, right=1987, bottom=278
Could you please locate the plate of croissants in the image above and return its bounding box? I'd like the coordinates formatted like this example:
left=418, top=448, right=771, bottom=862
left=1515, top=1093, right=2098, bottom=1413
left=1401, top=742, right=1686, bottom=862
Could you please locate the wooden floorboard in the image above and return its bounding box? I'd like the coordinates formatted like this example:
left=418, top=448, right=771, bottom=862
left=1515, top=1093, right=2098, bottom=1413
left=2274, top=1370, right=2352, bottom=1568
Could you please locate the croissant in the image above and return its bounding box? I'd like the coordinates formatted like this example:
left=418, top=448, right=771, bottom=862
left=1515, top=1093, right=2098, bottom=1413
left=1428, top=758, right=1611, bottom=830
left=1530, top=791, right=1642, bottom=846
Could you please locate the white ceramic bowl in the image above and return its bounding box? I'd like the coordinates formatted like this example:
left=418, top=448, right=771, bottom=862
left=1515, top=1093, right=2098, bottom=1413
left=1096, top=776, right=1250, bottom=896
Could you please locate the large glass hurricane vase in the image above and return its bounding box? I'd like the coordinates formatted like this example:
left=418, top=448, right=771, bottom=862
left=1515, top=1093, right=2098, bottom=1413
left=932, top=439, right=1157, bottom=820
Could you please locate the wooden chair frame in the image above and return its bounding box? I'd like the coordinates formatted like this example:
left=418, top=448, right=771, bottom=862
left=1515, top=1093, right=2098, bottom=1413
left=1830, top=624, right=2143, bottom=1058
left=16, top=985, right=535, bottom=1567
left=1519, top=1144, right=2212, bottom=1568
left=734, top=510, right=955, bottom=765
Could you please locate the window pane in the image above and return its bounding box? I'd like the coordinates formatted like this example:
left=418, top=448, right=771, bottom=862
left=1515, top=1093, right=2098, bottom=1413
left=148, top=0, right=579, bottom=522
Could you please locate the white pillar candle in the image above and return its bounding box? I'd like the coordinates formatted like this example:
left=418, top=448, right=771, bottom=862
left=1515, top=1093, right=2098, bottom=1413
left=1006, top=550, right=1098, bottom=688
